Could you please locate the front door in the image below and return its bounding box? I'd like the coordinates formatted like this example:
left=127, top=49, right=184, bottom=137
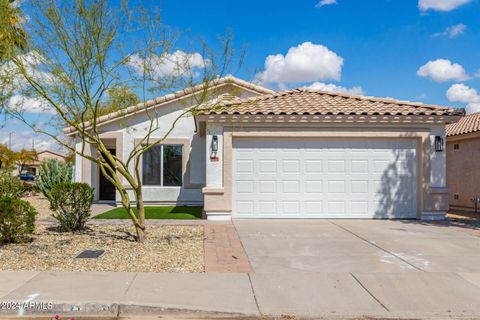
left=99, top=149, right=116, bottom=201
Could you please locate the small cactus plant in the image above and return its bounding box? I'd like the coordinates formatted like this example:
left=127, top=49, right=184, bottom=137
left=37, top=159, right=72, bottom=201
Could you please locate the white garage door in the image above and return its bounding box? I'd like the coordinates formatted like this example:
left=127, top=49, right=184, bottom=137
left=233, top=139, right=418, bottom=219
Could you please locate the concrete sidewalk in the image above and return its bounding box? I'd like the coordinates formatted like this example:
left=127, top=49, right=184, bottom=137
left=2, top=270, right=480, bottom=319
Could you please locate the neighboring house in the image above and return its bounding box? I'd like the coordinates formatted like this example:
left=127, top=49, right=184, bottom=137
left=21, top=150, right=67, bottom=175
left=65, top=75, right=463, bottom=220
left=446, top=112, right=480, bottom=212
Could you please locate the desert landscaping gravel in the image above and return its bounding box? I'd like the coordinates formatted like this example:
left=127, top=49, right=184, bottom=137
left=22, top=194, right=53, bottom=220
left=0, top=225, right=204, bottom=272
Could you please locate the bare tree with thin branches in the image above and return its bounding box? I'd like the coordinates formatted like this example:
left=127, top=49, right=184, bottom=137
left=0, top=0, right=238, bottom=242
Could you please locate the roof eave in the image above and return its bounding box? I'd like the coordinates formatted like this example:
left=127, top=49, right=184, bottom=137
left=195, top=113, right=463, bottom=124
left=63, top=75, right=273, bottom=136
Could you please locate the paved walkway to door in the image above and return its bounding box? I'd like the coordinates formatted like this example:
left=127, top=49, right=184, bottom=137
left=204, top=223, right=252, bottom=273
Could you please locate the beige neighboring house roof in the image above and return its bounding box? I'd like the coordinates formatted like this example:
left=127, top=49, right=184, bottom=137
left=446, top=112, right=480, bottom=137
left=31, top=150, right=67, bottom=166
left=63, top=75, right=274, bottom=135
left=37, top=150, right=67, bottom=159
left=198, top=88, right=464, bottom=117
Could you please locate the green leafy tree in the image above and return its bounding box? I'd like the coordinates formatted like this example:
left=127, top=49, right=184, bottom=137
left=0, top=0, right=27, bottom=60
left=15, top=148, right=37, bottom=173
left=0, top=143, right=16, bottom=170
left=0, top=0, right=237, bottom=242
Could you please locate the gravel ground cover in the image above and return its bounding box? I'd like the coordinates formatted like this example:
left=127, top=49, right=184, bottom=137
left=22, top=194, right=53, bottom=220
left=0, top=225, right=204, bottom=272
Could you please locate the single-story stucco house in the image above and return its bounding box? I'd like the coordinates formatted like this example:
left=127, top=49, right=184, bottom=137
left=22, top=150, right=67, bottom=176
left=446, top=112, right=480, bottom=212
left=65, top=75, right=464, bottom=221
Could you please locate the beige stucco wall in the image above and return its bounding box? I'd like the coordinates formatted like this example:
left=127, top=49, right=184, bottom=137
left=447, top=132, right=480, bottom=211
left=73, top=83, right=263, bottom=204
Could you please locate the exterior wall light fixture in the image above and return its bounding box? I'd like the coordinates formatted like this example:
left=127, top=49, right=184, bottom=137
left=210, top=135, right=219, bottom=161
left=211, top=135, right=218, bottom=152
left=434, top=136, right=444, bottom=152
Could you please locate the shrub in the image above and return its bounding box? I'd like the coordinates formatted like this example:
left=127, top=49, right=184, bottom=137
left=50, top=182, right=94, bottom=232
left=0, top=171, right=24, bottom=199
left=37, top=159, right=72, bottom=201
left=0, top=198, right=37, bottom=243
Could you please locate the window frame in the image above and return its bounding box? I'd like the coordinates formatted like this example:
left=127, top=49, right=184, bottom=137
left=142, top=144, right=184, bottom=187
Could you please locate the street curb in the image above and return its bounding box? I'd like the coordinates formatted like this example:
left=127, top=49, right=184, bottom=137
left=0, top=303, right=118, bottom=317
left=0, top=302, right=259, bottom=318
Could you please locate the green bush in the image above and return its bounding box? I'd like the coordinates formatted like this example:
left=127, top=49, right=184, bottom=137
left=50, top=182, right=94, bottom=232
left=0, top=171, right=24, bottom=199
left=0, top=198, right=37, bottom=243
left=37, top=159, right=72, bottom=201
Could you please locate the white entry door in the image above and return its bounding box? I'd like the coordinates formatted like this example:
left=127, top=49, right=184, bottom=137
left=232, top=139, right=418, bottom=219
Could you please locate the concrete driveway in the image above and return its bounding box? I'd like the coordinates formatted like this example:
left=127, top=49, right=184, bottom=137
left=234, top=219, right=480, bottom=317
left=234, top=219, right=480, bottom=273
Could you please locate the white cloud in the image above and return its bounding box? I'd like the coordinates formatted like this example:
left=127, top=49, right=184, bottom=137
left=446, top=83, right=480, bottom=113
left=306, top=82, right=364, bottom=95
left=315, top=0, right=337, bottom=8
left=0, top=130, right=58, bottom=151
left=6, top=94, right=56, bottom=114
left=127, top=50, right=207, bottom=78
left=433, top=24, right=467, bottom=38
left=416, top=59, right=469, bottom=82
left=419, top=0, right=472, bottom=11
left=259, top=42, right=344, bottom=84
left=0, top=51, right=53, bottom=90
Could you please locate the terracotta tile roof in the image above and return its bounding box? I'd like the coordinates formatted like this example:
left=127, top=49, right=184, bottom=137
left=199, top=88, right=464, bottom=117
left=446, top=112, right=480, bottom=136
left=63, top=75, right=274, bottom=135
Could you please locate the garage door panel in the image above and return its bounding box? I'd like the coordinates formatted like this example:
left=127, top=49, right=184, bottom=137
left=351, top=180, right=369, bottom=194
left=283, top=201, right=300, bottom=215
left=305, top=159, right=322, bottom=173
left=305, top=180, right=322, bottom=193
left=236, top=159, right=254, bottom=173
left=233, top=139, right=417, bottom=219
left=236, top=180, right=255, bottom=194
left=327, top=201, right=347, bottom=215
left=351, top=201, right=369, bottom=216
left=258, top=200, right=277, bottom=214
left=259, top=159, right=277, bottom=173
left=259, top=180, right=277, bottom=193
left=327, top=160, right=346, bottom=172
left=351, top=160, right=369, bottom=173
left=327, top=180, right=346, bottom=193
left=305, top=201, right=323, bottom=215
left=282, top=159, right=300, bottom=172
left=282, top=180, right=300, bottom=193
left=236, top=200, right=254, bottom=215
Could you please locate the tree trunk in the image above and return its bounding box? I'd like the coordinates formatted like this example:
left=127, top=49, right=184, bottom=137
left=134, top=222, right=146, bottom=243
left=118, top=187, right=146, bottom=243
left=134, top=188, right=146, bottom=242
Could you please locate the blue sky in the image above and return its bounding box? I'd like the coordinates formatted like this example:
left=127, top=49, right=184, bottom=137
left=160, top=0, right=480, bottom=106
left=2, top=0, right=480, bottom=151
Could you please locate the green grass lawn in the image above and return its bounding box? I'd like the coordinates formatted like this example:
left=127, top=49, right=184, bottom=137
left=94, top=206, right=203, bottom=219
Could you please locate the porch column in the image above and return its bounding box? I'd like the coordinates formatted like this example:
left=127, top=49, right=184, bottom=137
left=202, top=123, right=232, bottom=220
left=422, top=124, right=449, bottom=220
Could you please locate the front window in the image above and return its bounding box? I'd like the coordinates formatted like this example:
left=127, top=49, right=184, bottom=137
left=142, top=144, right=183, bottom=186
